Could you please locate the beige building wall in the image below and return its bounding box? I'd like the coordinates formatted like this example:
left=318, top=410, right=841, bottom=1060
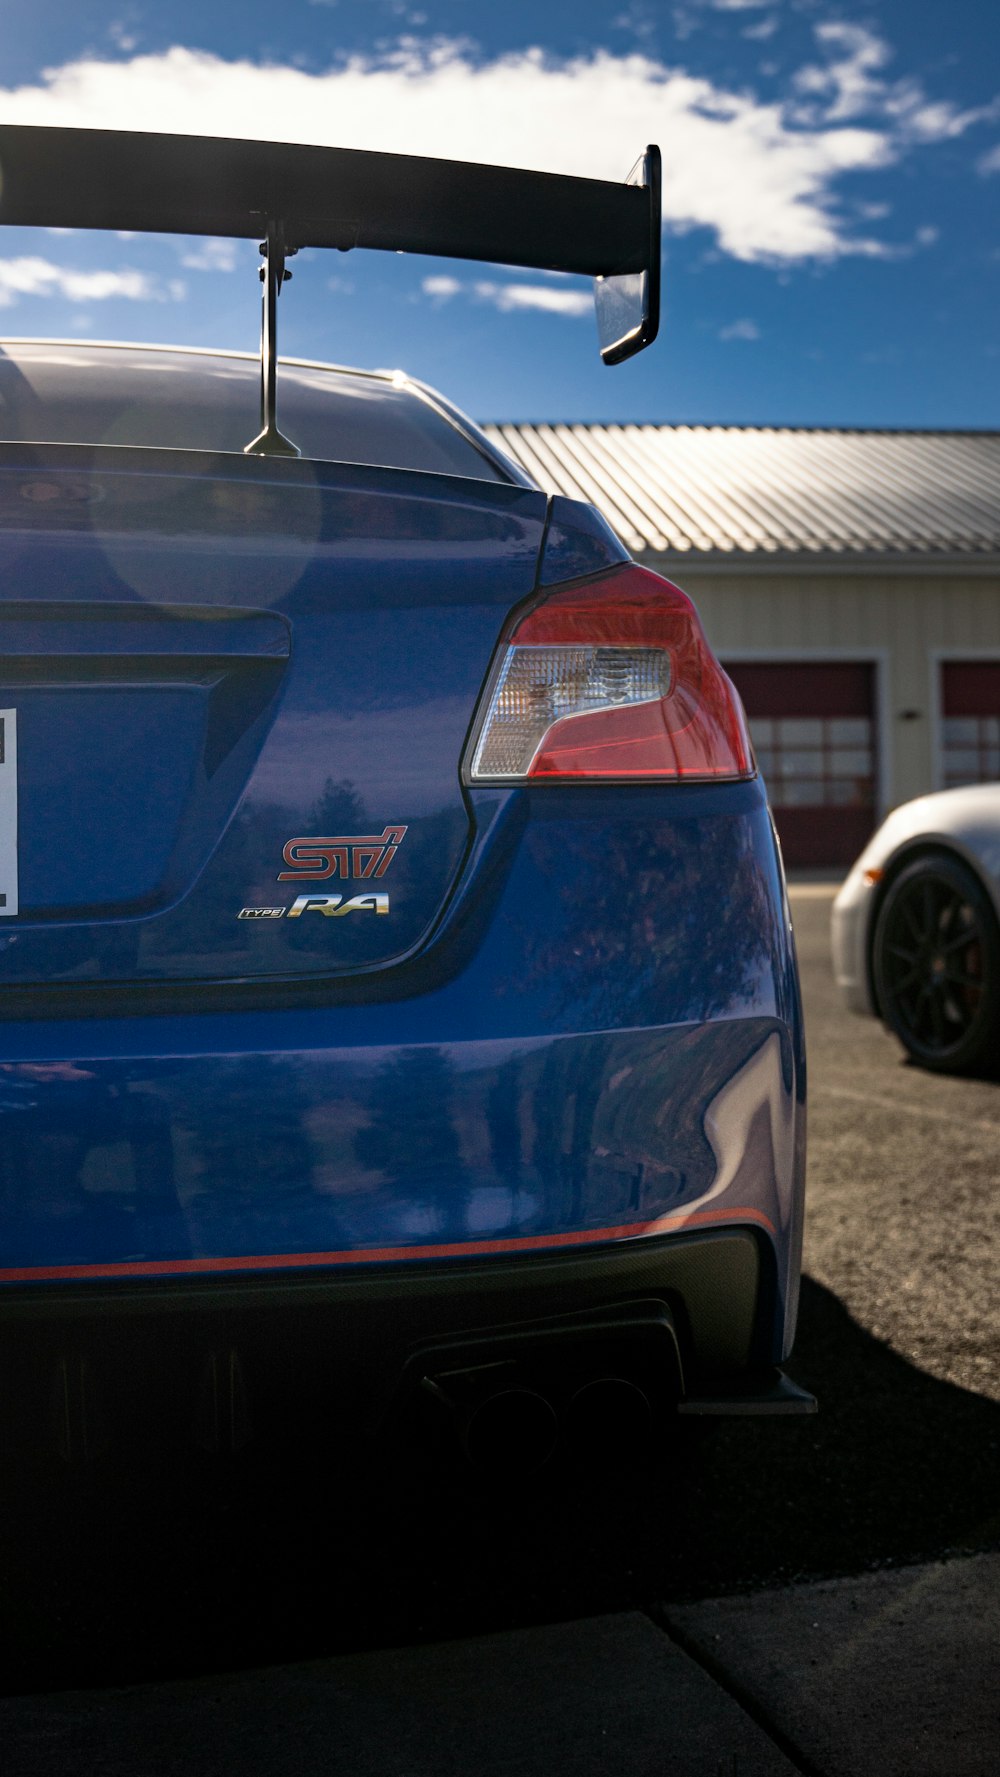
left=641, top=562, right=1000, bottom=814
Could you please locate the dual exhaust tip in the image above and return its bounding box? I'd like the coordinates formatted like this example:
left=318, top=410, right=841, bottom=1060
left=430, top=1374, right=655, bottom=1475
left=407, top=1299, right=684, bottom=1475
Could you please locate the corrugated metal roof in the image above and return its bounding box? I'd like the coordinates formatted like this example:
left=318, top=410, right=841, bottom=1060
left=481, top=424, right=1000, bottom=560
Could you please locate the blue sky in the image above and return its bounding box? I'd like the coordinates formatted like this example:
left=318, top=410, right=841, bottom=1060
left=0, top=0, right=997, bottom=425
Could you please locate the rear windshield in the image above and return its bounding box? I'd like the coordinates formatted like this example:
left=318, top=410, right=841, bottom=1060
left=0, top=343, right=507, bottom=481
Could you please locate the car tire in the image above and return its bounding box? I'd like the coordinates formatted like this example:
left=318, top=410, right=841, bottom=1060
left=872, top=851, right=1000, bottom=1075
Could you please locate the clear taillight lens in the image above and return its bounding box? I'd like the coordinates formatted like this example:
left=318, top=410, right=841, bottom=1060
left=465, top=563, right=754, bottom=783
left=471, top=646, right=672, bottom=778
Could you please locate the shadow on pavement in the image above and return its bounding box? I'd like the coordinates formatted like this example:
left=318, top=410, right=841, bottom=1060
left=2, top=1275, right=998, bottom=1696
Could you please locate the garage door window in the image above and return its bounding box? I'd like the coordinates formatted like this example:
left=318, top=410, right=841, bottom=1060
left=942, top=716, right=1000, bottom=788
left=722, top=660, right=878, bottom=868
left=940, top=662, right=1000, bottom=787
left=751, top=716, right=875, bottom=808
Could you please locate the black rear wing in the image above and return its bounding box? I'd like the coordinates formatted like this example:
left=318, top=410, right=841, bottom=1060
left=0, top=126, right=657, bottom=278
left=0, top=126, right=661, bottom=451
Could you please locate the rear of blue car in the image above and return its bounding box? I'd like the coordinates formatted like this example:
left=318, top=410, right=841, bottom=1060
left=0, top=341, right=807, bottom=1468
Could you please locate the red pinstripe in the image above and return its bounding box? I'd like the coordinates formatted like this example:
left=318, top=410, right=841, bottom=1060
left=0, top=1206, right=777, bottom=1284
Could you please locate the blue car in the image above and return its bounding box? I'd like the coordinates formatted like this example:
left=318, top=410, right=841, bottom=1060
left=0, top=127, right=810, bottom=1472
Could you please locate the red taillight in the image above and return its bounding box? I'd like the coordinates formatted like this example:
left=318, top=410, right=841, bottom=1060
left=465, top=564, right=754, bottom=783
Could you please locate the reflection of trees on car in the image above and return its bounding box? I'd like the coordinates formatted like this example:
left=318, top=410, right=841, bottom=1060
left=177, top=1056, right=336, bottom=1253
left=511, top=810, right=781, bottom=1029
left=150, top=800, right=282, bottom=960
left=281, top=776, right=467, bottom=967
left=354, top=1047, right=469, bottom=1240
left=486, top=1055, right=524, bottom=1188
left=523, top=1021, right=780, bottom=1229
left=307, top=776, right=366, bottom=837
left=0, top=1063, right=184, bottom=1265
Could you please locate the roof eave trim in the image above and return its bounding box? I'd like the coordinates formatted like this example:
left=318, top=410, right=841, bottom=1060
left=637, top=548, right=1000, bottom=576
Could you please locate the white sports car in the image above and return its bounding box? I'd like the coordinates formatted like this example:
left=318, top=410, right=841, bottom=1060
left=832, top=785, right=1000, bottom=1073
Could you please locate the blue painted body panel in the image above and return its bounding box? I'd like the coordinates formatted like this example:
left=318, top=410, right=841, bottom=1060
left=0, top=448, right=546, bottom=979
left=0, top=779, right=804, bottom=1358
left=539, top=496, right=630, bottom=585
left=0, top=412, right=806, bottom=1368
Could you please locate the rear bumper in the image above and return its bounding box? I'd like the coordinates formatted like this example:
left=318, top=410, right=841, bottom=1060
left=0, top=1227, right=780, bottom=1463
left=0, top=781, right=806, bottom=1367
left=0, top=1013, right=803, bottom=1360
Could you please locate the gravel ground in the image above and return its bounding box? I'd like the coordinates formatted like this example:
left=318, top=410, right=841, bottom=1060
left=792, top=885, right=1000, bottom=1402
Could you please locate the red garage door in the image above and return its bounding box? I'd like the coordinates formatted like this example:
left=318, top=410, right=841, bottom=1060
left=940, top=662, right=1000, bottom=788
left=722, top=661, right=878, bottom=870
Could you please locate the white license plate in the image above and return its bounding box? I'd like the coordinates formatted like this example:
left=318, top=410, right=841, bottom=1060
left=0, top=709, right=18, bottom=916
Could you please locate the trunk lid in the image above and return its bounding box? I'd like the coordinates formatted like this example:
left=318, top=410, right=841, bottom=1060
left=0, top=445, right=546, bottom=987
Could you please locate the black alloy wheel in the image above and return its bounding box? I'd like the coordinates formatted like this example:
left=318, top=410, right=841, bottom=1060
left=872, top=852, right=1000, bottom=1074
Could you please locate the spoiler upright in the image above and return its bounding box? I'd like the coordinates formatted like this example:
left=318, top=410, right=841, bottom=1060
left=0, top=126, right=662, bottom=453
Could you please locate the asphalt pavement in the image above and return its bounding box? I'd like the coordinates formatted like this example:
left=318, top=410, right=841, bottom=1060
left=793, top=883, right=1000, bottom=1405
left=4, top=883, right=999, bottom=1773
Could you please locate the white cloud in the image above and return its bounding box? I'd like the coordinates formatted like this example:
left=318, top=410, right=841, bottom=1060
left=422, top=274, right=591, bottom=317
left=109, top=22, right=139, bottom=54
left=978, top=144, right=1000, bottom=175
left=743, top=18, right=779, bottom=42
left=0, top=256, right=174, bottom=307
left=0, top=38, right=988, bottom=266
left=421, top=274, right=462, bottom=300
left=611, top=5, right=659, bottom=42
left=793, top=23, right=889, bottom=122
left=794, top=22, right=995, bottom=144
left=719, top=317, right=760, bottom=340
left=473, top=281, right=592, bottom=317
left=179, top=236, right=239, bottom=272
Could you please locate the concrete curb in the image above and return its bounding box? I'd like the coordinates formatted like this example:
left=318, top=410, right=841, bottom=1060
left=665, top=1551, right=1000, bottom=1777
left=2, top=1612, right=798, bottom=1777
left=5, top=1556, right=998, bottom=1775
